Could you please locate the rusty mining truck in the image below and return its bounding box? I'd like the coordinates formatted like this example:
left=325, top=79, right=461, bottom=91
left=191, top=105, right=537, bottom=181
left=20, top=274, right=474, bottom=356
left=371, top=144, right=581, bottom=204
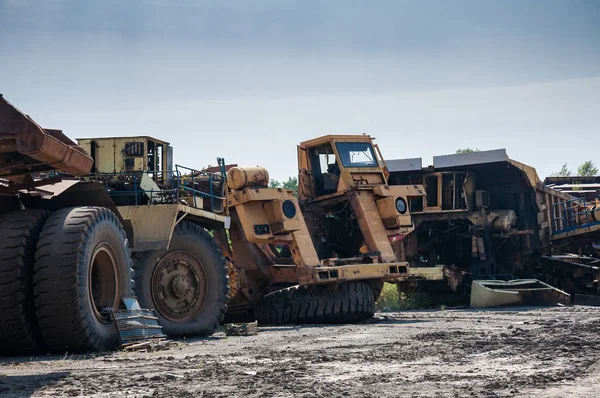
left=0, top=95, right=136, bottom=355
left=0, top=95, right=236, bottom=355
left=75, top=135, right=442, bottom=327
left=386, top=149, right=600, bottom=305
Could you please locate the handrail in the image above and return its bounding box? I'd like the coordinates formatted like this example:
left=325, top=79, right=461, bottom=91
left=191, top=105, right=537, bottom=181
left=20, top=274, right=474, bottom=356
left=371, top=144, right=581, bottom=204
left=84, top=161, right=229, bottom=212
left=175, top=163, right=226, bottom=212
left=88, top=170, right=181, bottom=206
left=551, top=197, right=600, bottom=235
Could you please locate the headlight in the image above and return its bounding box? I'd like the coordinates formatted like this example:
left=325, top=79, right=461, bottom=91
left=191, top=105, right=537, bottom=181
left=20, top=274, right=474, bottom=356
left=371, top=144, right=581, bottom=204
left=282, top=200, right=297, bottom=218
left=395, top=197, right=407, bottom=214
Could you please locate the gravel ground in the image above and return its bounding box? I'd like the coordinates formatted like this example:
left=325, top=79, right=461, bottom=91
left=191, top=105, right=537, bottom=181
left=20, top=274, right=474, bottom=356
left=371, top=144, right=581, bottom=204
left=1, top=305, right=599, bottom=397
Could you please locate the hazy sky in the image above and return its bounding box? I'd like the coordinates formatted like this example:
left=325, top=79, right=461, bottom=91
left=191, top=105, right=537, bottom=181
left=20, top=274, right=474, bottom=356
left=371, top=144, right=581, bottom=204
left=1, top=0, right=599, bottom=180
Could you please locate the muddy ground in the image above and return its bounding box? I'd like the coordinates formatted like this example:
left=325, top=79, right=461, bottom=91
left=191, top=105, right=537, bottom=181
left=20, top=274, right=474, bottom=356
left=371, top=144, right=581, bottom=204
left=1, top=305, right=599, bottom=397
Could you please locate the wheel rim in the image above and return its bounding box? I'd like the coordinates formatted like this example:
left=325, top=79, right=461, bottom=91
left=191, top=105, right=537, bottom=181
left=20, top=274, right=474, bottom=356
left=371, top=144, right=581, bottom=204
left=89, top=243, right=120, bottom=324
left=151, top=250, right=208, bottom=322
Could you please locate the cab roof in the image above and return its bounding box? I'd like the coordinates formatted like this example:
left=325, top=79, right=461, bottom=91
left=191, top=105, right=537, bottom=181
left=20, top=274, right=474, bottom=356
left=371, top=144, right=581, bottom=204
left=299, top=134, right=375, bottom=148
left=76, top=135, right=170, bottom=146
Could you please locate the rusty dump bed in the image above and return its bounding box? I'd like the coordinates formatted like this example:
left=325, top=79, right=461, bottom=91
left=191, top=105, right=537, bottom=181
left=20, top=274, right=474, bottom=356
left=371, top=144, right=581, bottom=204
left=0, top=94, right=93, bottom=183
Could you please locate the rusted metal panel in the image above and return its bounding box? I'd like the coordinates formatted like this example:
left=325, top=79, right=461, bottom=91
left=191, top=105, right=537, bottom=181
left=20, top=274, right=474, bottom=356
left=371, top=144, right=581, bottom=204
left=0, top=176, right=62, bottom=195
left=76, top=135, right=170, bottom=146
left=268, top=264, right=299, bottom=284
left=348, top=190, right=397, bottom=263
left=228, top=188, right=321, bottom=280
left=552, top=224, right=600, bottom=241
left=19, top=180, right=117, bottom=210
left=433, top=149, right=508, bottom=169
left=305, top=263, right=410, bottom=285
left=373, top=185, right=416, bottom=231
left=470, top=279, right=571, bottom=308
left=179, top=203, right=230, bottom=226
left=298, top=134, right=375, bottom=149
left=0, top=95, right=93, bottom=180
left=404, top=266, right=445, bottom=280
left=34, top=188, right=227, bottom=253
left=228, top=187, right=295, bottom=205
left=117, top=205, right=179, bottom=252
left=226, top=166, right=269, bottom=190
left=386, top=157, right=422, bottom=172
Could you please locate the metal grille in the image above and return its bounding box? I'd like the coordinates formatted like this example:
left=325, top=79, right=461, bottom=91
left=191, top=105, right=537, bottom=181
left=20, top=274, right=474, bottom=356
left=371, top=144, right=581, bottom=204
left=109, top=309, right=166, bottom=345
left=382, top=216, right=399, bottom=229
left=124, top=142, right=144, bottom=157
left=270, top=221, right=285, bottom=235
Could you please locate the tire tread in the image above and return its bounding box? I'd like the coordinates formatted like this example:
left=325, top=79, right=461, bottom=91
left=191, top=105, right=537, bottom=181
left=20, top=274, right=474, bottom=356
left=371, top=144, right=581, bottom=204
left=33, top=206, right=133, bottom=353
left=255, top=281, right=375, bottom=325
left=0, top=209, right=51, bottom=355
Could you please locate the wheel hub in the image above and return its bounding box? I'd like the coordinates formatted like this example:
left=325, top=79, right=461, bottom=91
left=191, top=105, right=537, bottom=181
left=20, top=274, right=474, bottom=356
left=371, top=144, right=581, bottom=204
left=171, top=274, right=192, bottom=299
left=151, top=250, right=208, bottom=322
left=89, top=243, right=120, bottom=324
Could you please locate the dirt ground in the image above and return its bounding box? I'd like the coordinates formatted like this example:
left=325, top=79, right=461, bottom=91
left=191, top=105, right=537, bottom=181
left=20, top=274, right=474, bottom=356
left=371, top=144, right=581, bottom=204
left=1, top=305, right=599, bottom=398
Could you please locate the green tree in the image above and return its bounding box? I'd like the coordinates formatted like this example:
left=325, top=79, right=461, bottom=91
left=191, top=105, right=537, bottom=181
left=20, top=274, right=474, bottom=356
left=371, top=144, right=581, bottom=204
left=282, top=176, right=298, bottom=194
left=550, top=163, right=572, bottom=177
left=269, top=177, right=298, bottom=196
left=577, top=160, right=598, bottom=177
left=455, top=148, right=480, bottom=154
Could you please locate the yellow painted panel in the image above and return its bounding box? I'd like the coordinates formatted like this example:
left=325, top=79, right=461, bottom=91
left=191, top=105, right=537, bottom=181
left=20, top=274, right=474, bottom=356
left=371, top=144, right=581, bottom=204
left=117, top=204, right=179, bottom=250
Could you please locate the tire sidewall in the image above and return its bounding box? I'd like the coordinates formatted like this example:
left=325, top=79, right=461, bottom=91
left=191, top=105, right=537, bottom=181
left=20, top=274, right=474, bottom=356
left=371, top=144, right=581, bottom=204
left=80, top=216, right=132, bottom=348
left=135, top=223, right=227, bottom=336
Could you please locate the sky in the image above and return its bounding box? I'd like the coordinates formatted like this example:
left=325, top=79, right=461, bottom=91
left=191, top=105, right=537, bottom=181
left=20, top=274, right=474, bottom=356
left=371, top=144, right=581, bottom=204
left=1, top=0, right=599, bottom=181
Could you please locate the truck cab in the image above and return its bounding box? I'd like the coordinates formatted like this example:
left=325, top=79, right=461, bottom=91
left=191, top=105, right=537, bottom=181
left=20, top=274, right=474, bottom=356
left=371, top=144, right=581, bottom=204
left=295, top=134, right=428, bottom=266
left=297, top=135, right=390, bottom=200
left=77, top=136, right=173, bottom=188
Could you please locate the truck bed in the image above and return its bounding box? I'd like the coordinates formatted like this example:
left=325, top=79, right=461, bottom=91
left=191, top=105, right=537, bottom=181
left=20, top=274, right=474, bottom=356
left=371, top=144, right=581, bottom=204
left=0, top=94, right=93, bottom=185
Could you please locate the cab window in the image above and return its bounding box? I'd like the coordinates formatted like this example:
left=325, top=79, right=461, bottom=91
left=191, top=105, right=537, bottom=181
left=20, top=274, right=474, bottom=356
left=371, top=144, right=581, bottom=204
left=309, top=144, right=340, bottom=196
left=335, top=142, right=378, bottom=168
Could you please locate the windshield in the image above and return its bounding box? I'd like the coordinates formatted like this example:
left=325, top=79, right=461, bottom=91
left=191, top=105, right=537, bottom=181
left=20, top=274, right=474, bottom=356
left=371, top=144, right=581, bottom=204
left=335, top=142, right=378, bottom=168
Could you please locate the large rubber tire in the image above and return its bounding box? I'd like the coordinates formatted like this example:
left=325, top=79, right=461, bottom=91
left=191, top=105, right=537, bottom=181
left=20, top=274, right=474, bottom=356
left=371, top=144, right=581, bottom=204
left=255, top=281, right=375, bottom=325
left=132, top=221, right=229, bottom=337
left=368, top=280, right=384, bottom=302
left=33, top=207, right=134, bottom=353
left=0, top=209, right=51, bottom=355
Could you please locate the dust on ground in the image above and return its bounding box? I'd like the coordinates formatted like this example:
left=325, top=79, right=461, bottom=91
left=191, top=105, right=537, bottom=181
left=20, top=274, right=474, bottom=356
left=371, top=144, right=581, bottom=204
left=1, top=305, right=599, bottom=397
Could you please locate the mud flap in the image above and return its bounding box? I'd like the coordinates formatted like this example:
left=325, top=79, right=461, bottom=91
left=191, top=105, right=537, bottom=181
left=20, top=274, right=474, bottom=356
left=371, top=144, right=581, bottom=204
left=469, top=279, right=571, bottom=308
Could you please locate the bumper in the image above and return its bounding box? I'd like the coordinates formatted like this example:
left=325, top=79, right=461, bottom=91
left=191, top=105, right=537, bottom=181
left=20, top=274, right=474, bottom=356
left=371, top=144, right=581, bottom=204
left=301, top=263, right=445, bottom=285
